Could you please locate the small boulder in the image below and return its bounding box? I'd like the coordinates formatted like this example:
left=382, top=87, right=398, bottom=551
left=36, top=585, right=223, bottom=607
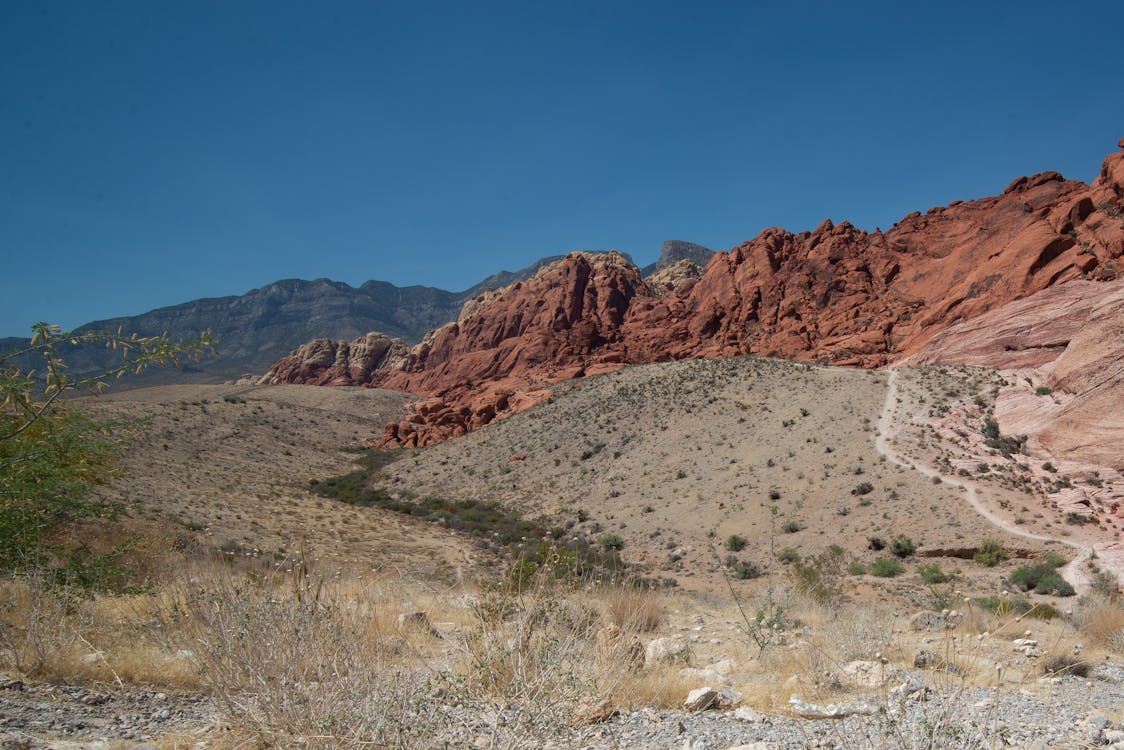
left=910, top=611, right=953, bottom=632
left=645, top=635, right=692, bottom=669
left=683, top=686, right=739, bottom=711
left=913, top=649, right=942, bottom=669
left=684, top=687, right=720, bottom=711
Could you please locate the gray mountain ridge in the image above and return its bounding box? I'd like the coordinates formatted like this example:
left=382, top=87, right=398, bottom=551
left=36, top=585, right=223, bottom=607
left=2, top=243, right=711, bottom=385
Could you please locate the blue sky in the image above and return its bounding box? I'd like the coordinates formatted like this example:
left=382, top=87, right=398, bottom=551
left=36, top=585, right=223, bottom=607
left=2, top=1, right=1123, bottom=337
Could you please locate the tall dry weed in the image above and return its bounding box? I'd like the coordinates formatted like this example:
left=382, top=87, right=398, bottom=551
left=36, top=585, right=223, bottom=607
left=1078, top=595, right=1124, bottom=653
left=186, top=561, right=448, bottom=749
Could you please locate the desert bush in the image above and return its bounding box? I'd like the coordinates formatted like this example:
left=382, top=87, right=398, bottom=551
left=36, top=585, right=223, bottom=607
left=972, top=595, right=1057, bottom=620
left=728, top=558, right=762, bottom=580
left=190, top=568, right=454, bottom=748
left=890, top=535, right=916, bottom=558
left=974, top=538, right=1007, bottom=566
left=1, top=324, right=213, bottom=589
left=851, top=481, right=874, bottom=496
left=916, top=563, right=949, bottom=583
left=1008, top=555, right=1074, bottom=596
left=869, top=558, right=903, bottom=578
left=781, top=520, right=803, bottom=534
left=1042, top=652, right=1090, bottom=677
left=597, top=533, right=625, bottom=551
left=725, top=534, right=747, bottom=552
left=1077, top=597, right=1124, bottom=652
left=790, top=546, right=847, bottom=603
left=777, top=547, right=800, bottom=564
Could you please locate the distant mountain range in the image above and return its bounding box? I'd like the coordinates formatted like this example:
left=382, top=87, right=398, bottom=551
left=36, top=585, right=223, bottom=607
left=1, top=242, right=712, bottom=384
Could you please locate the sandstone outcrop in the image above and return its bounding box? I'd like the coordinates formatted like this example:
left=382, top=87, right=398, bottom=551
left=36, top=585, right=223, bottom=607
left=906, top=278, right=1123, bottom=470
left=259, top=332, right=410, bottom=386
left=265, top=139, right=1124, bottom=447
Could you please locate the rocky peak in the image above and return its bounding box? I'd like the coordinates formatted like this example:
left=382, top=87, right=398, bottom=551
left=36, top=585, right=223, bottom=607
left=645, top=259, right=705, bottom=295
left=641, top=240, right=715, bottom=276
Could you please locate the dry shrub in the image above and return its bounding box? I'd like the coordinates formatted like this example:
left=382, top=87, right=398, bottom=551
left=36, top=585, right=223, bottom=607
left=1078, top=596, right=1124, bottom=653
left=602, top=586, right=666, bottom=633
left=816, top=604, right=898, bottom=663
left=607, top=663, right=697, bottom=709
left=1041, top=651, right=1092, bottom=677
left=0, top=573, right=200, bottom=687
left=461, top=569, right=598, bottom=711
left=187, top=562, right=448, bottom=749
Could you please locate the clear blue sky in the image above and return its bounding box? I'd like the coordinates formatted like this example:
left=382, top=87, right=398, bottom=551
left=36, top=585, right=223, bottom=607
left=3, top=0, right=1123, bottom=337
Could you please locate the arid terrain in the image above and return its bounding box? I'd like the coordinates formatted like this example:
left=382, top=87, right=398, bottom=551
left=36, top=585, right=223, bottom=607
left=2, top=350, right=1122, bottom=749
left=2, top=140, right=1123, bottom=749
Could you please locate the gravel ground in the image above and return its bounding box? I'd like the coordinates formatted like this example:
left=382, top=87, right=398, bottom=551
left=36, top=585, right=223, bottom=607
left=0, top=677, right=215, bottom=749
left=1, top=664, right=1121, bottom=749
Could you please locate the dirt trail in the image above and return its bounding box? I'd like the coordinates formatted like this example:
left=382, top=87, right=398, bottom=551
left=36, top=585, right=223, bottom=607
left=875, top=368, right=1093, bottom=594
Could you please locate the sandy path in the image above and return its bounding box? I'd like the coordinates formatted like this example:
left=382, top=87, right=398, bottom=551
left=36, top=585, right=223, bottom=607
left=875, top=368, right=1093, bottom=594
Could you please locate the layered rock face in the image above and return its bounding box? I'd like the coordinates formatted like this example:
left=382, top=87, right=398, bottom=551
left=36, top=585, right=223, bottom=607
left=908, top=278, right=1124, bottom=469
left=259, top=332, right=411, bottom=386
left=266, top=140, right=1124, bottom=446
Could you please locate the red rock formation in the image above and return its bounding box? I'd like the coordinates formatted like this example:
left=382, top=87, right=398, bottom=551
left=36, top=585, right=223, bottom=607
left=260, top=332, right=410, bottom=386
left=265, top=139, right=1124, bottom=446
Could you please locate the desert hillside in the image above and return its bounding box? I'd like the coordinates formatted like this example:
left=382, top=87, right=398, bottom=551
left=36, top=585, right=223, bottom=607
left=83, top=383, right=480, bottom=578
left=267, top=140, right=1124, bottom=450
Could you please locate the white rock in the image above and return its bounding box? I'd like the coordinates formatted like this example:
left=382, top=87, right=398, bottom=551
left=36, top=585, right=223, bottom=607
left=733, top=706, right=766, bottom=722
left=646, top=636, right=692, bottom=668
left=709, top=658, right=735, bottom=674
left=717, top=687, right=743, bottom=708
left=840, top=660, right=889, bottom=688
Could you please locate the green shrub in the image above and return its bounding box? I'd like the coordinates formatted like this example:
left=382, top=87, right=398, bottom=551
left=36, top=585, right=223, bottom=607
left=777, top=547, right=800, bottom=564
left=725, top=534, right=747, bottom=552
left=890, top=535, right=916, bottom=558
left=1035, top=386, right=1053, bottom=396
left=974, top=538, right=1007, bottom=567
left=1008, top=555, right=1071, bottom=595
left=781, top=520, right=803, bottom=534
left=848, top=562, right=867, bottom=575
left=597, top=534, right=625, bottom=551
left=869, top=558, right=903, bottom=577
left=1033, top=572, right=1075, bottom=596
left=1, top=323, right=213, bottom=590
left=916, top=563, right=949, bottom=583
left=790, top=546, right=847, bottom=603
left=972, top=595, right=1059, bottom=619
left=729, top=559, right=761, bottom=580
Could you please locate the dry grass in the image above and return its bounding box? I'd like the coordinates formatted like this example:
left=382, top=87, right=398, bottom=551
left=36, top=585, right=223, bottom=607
left=602, top=586, right=667, bottom=632
left=1078, top=595, right=1124, bottom=652
left=0, top=573, right=200, bottom=688
left=607, top=663, right=698, bottom=709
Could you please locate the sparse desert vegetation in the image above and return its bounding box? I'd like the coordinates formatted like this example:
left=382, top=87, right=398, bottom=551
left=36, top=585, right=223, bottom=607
left=2, top=355, right=1123, bottom=748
